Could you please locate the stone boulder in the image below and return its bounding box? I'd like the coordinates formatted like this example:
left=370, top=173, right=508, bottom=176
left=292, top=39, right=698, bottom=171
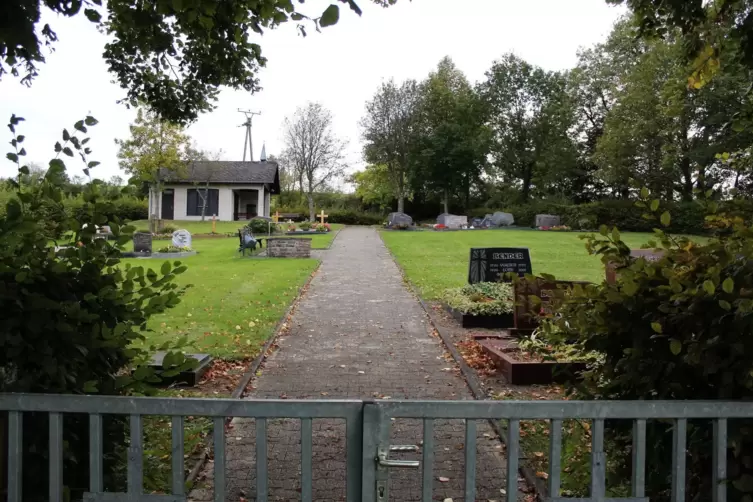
left=387, top=212, right=413, bottom=228
left=490, top=212, right=514, bottom=227
left=535, top=214, right=561, bottom=227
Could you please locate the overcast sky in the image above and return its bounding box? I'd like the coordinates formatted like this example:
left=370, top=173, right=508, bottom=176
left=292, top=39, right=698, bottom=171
left=0, top=0, right=625, bottom=183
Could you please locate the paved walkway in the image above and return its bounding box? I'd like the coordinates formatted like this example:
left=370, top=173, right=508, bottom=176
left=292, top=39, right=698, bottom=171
left=190, top=227, right=510, bottom=501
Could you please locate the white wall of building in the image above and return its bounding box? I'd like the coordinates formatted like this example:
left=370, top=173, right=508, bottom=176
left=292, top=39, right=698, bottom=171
left=158, top=184, right=268, bottom=221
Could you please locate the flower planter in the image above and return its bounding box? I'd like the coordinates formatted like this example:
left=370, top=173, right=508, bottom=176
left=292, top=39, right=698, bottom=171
left=442, top=303, right=515, bottom=329
left=477, top=338, right=586, bottom=385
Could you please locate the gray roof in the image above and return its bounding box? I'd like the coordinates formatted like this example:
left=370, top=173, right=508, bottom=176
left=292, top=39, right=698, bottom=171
left=160, top=161, right=280, bottom=193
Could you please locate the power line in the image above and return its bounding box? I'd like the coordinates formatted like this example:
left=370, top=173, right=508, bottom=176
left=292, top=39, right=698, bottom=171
left=238, top=109, right=261, bottom=161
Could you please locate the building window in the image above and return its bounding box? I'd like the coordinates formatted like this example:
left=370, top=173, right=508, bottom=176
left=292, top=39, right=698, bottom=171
left=186, top=188, right=219, bottom=216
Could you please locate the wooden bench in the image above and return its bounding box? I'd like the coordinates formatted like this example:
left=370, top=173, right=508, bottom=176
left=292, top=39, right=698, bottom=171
left=278, top=213, right=302, bottom=221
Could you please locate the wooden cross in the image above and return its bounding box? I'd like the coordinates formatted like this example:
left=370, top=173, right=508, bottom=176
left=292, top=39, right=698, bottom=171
left=318, top=210, right=328, bottom=224
left=273, top=211, right=280, bottom=223
left=212, top=214, right=217, bottom=233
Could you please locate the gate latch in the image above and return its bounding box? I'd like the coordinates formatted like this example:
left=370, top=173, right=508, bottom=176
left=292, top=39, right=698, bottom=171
left=377, top=445, right=420, bottom=468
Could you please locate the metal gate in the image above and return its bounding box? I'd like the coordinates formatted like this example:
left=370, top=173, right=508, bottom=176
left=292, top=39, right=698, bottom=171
left=2, top=393, right=748, bottom=501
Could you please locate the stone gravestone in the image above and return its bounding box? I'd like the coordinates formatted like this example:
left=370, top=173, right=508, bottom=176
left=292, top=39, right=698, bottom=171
left=437, top=213, right=468, bottom=229
left=133, top=232, right=153, bottom=254
left=172, top=229, right=192, bottom=249
left=387, top=212, right=413, bottom=228
left=535, top=214, right=561, bottom=227
left=606, top=249, right=665, bottom=284
left=470, top=217, right=484, bottom=228
left=513, top=279, right=591, bottom=332
left=490, top=212, right=515, bottom=227
left=481, top=215, right=494, bottom=228
left=468, top=247, right=532, bottom=284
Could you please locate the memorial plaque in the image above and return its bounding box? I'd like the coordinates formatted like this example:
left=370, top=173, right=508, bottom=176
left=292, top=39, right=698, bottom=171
left=172, top=229, right=192, bottom=249
left=513, top=279, right=590, bottom=332
left=468, top=247, right=532, bottom=284
left=606, top=249, right=665, bottom=284
left=133, top=232, right=152, bottom=254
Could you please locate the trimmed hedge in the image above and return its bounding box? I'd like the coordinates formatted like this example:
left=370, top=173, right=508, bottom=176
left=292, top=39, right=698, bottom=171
left=472, top=199, right=750, bottom=234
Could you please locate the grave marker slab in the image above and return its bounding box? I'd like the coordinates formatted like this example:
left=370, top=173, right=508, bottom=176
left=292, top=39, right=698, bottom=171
left=133, top=232, right=152, bottom=254
left=606, top=249, right=665, bottom=284
left=468, top=247, right=532, bottom=284
left=490, top=212, right=515, bottom=227
left=149, top=352, right=213, bottom=387
left=513, top=279, right=590, bottom=332
left=172, top=229, right=192, bottom=249
left=387, top=212, right=413, bottom=227
left=437, top=213, right=468, bottom=229
left=535, top=214, right=561, bottom=227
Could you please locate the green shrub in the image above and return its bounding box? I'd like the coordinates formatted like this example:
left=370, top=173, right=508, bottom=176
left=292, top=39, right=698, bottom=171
left=1, top=115, right=194, bottom=499
left=299, top=221, right=312, bottom=230
left=327, top=210, right=383, bottom=225
left=157, top=245, right=192, bottom=253
left=159, top=224, right=178, bottom=234
left=245, top=218, right=272, bottom=235
left=441, top=282, right=513, bottom=315
left=536, top=192, right=753, bottom=500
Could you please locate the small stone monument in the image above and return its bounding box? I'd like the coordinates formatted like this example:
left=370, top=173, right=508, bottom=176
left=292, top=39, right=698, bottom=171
left=172, top=229, right=192, bottom=249
left=536, top=214, right=561, bottom=227
left=133, top=232, right=153, bottom=254
left=387, top=212, right=413, bottom=228
left=437, top=213, right=468, bottom=229
left=491, top=212, right=515, bottom=227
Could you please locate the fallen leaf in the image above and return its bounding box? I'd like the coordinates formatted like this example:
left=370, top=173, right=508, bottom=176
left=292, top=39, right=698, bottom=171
left=533, top=452, right=544, bottom=458
left=536, top=471, right=549, bottom=480
left=437, top=476, right=450, bottom=483
left=235, top=325, right=241, bottom=330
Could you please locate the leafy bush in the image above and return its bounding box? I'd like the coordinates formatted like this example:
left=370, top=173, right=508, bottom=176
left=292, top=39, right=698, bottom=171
left=441, top=282, right=513, bottom=315
left=299, top=220, right=312, bottom=230
left=536, top=191, right=753, bottom=500
left=159, top=223, right=178, bottom=234
left=327, top=210, right=383, bottom=225
left=244, top=218, right=272, bottom=235
left=313, top=222, right=331, bottom=232
left=0, top=115, right=194, bottom=499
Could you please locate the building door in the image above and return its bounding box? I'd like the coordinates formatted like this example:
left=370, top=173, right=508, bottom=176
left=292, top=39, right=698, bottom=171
left=246, top=203, right=257, bottom=219
left=161, top=190, right=174, bottom=220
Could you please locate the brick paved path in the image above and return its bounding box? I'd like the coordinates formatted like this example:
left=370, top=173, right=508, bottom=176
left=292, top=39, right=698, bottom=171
left=190, top=227, right=510, bottom=501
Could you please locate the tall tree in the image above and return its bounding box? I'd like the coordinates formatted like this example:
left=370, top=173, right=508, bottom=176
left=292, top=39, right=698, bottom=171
left=360, top=79, right=420, bottom=213
left=351, top=164, right=395, bottom=210
left=481, top=53, right=577, bottom=203
left=282, top=102, right=347, bottom=221
left=115, top=108, right=193, bottom=230
left=416, top=57, right=489, bottom=213
left=1, top=1, right=400, bottom=123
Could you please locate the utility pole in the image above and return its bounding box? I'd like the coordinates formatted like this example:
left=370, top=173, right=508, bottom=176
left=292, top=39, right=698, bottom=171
left=238, top=109, right=261, bottom=161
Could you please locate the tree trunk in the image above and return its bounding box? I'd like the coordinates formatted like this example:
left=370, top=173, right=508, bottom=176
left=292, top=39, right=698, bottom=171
left=199, top=184, right=210, bottom=221
left=521, top=165, right=532, bottom=203
left=397, top=195, right=405, bottom=213
left=148, top=184, right=156, bottom=233
left=679, top=156, right=693, bottom=202
left=307, top=192, right=315, bottom=222
left=443, top=188, right=449, bottom=214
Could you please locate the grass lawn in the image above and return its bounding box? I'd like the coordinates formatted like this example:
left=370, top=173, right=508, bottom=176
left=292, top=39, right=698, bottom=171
left=121, top=238, right=318, bottom=360
left=380, top=229, right=668, bottom=299
left=129, top=219, right=342, bottom=249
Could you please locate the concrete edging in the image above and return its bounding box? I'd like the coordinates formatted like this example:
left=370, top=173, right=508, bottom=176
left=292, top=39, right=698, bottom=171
left=377, top=230, right=549, bottom=501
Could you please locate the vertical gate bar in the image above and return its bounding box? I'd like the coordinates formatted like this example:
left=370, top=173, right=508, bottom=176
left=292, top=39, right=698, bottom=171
left=671, top=418, right=687, bottom=502
left=214, top=417, right=226, bottom=502
left=301, top=418, right=313, bottom=502
left=631, top=419, right=646, bottom=498
left=346, top=408, right=364, bottom=502
left=591, top=419, right=605, bottom=499
left=89, top=413, right=103, bottom=494
left=465, top=419, right=477, bottom=502
left=128, top=414, right=143, bottom=495
left=49, top=412, right=63, bottom=502
left=361, top=404, right=381, bottom=502
left=8, top=411, right=22, bottom=502
left=713, top=418, right=727, bottom=502
left=506, top=419, right=519, bottom=502
left=256, top=417, right=268, bottom=502
left=171, top=416, right=185, bottom=496
left=548, top=419, right=562, bottom=497
left=422, top=419, right=434, bottom=502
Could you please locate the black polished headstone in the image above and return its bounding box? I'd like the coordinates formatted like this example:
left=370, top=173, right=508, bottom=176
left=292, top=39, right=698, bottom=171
left=133, top=232, right=152, bottom=253
left=468, top=247, right=532, bottom=283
